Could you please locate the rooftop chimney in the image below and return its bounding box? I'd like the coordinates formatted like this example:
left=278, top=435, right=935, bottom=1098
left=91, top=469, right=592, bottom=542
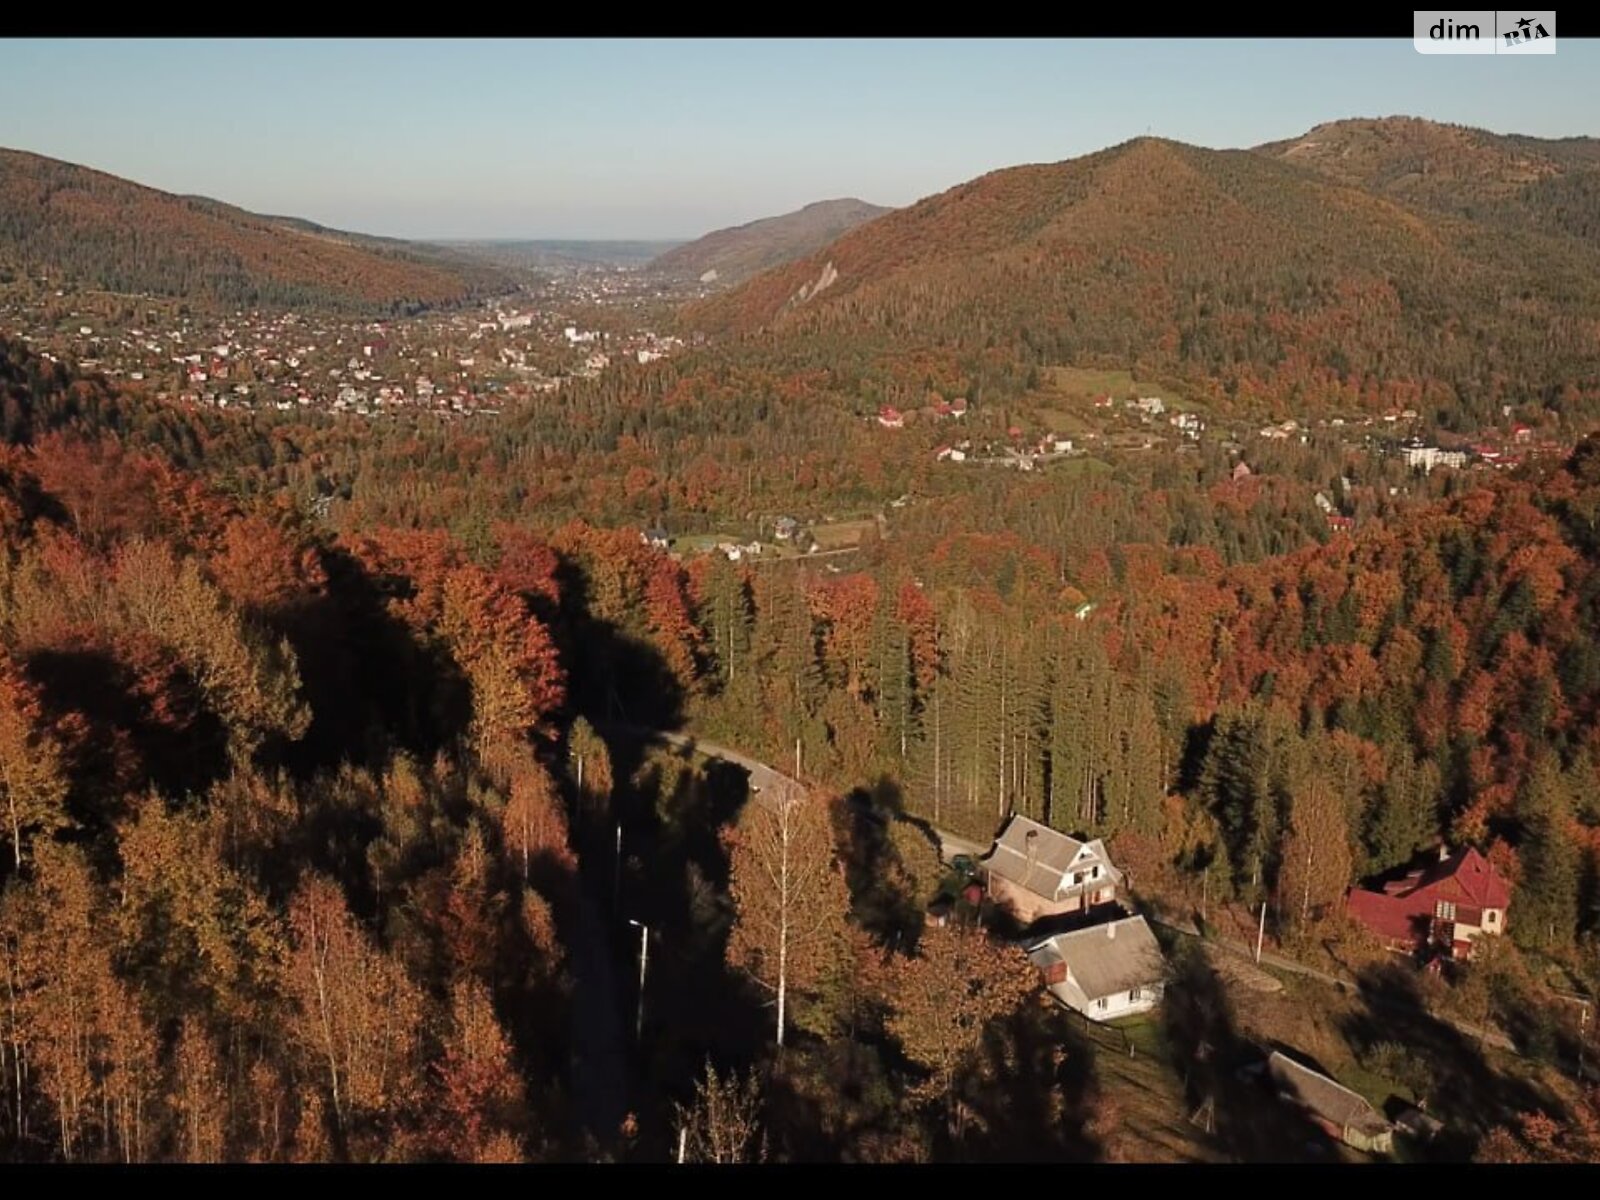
left=1438, top=845, right=1450, bottom=864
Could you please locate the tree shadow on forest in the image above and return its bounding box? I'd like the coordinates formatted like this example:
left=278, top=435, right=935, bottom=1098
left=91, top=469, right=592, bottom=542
left=25, top=645, right=230, bottom=842
left=953, top=1003, right=1102, bottom=1161
left=550, top=552, right=688, bottom=735
left=836, top=776, right=939, bottom=950
left=1338, top=961, right=1555, bottom=1157
left=1161, top=940, right=1338, bottom=1162
left=274, top=540, right=477, bottom=779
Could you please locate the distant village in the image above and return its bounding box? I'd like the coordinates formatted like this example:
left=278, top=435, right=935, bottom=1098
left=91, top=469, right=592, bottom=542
left=0, top=273, right=687, bottom=421
left=873, top=385, right=1575, bottom=537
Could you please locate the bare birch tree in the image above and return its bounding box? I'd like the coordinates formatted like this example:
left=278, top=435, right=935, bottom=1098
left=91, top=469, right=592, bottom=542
left=725, top=786, right=850, bottom=1048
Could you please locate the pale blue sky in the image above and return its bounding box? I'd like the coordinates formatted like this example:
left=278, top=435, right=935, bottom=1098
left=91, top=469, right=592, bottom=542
left=1, top=38, right=1596, bottom=240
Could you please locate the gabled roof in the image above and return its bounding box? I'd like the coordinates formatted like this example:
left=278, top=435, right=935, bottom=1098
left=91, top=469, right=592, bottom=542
left=980, top=815, right=1120, bottom=898
left=1347, top=846, right=1509, bottom=949
left=1414, top=847, right=1510, bottom=910
left=1267, top=1052, right=1391, bottom=1138
left=1027, top=915, right=1163, bottom=1001
left=1359, top=846, right=1509, bottom=914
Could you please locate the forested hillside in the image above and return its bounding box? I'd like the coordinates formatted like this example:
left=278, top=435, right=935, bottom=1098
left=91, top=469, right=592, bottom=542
left=680, top=446, right=1600, bottom=936
left=1258, top=116, right=1600, bottom=245
left=0, top=149, right=504, bottom=313
left=689, top=134, right=1600, bottom=426
left=652, top=199, right=891, bottom=284
left=0, top=341, right=1119, bottom=1163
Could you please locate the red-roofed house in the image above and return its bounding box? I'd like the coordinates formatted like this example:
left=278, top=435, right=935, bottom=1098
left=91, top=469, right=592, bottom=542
left=1346, top=846, right=1510, bottom=961
left=877, top=406, right=904, bottom=429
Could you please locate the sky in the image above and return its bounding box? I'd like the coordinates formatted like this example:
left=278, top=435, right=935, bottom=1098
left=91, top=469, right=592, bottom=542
left=1, top=38, right=1597, bottom=241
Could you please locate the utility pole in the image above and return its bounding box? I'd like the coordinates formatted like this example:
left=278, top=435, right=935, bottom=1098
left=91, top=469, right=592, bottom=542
left=677, top=1126, right=687, bottom=1164
left=795, top=737, right=802, bottom=783
left=614, top=821, right=622, bottom=910
left=1255, top=898, right=1267, bottom=965
left=628, top=918, right=649, bottom=1043
left=1581, top=999, right=1591, bottom=1081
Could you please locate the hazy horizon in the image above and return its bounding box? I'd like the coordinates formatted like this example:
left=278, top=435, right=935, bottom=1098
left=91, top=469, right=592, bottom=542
left=2, top=37, right=1597, bottom=241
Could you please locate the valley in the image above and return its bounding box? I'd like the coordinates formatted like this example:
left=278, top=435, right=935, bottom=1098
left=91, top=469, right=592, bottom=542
left=1, top=58, right=1599, bottom=1167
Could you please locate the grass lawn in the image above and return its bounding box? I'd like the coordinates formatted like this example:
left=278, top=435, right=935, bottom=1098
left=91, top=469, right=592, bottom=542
left=1041, top=366, right=1189, bottom=408
left=1028, top=406, right=1093, bottom=434
left=1073, top=1010, right=1226, bottom=1162
left=673, top=532, right=739, bottom=554
left=810, top=518, right=878, bottom=550
left=1043, top=366, right=1136, bottom=398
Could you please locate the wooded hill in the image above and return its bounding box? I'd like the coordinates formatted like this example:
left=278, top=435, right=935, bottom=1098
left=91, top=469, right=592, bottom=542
left=1257, top=116, right=1600, bottom=245
left=0, top=148, right=508, bottom=314
left=687, top=129, right=1600, bottom=427
left=651, top=198, right=891, bottom=284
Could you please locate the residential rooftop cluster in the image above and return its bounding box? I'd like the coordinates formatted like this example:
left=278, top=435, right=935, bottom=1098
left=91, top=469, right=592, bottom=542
left=0, top=276, right=689, bottom=422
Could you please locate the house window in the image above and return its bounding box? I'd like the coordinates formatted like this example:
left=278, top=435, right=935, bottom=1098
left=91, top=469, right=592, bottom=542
left=1484, top=910, right=1497, bottom=927
left=1129, top=987, right=1141, bottom=1002
left=1073, top=871, right=1084, bottom=886
left=1436, top=901, right=1457, bottom=922
left=1095, top=997, right=1108, bottom=1011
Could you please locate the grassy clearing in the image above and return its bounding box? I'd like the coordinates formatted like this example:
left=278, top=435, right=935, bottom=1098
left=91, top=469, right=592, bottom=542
left=1041, top=365, right=1190, bottom=408
left=810, top=518, right=878, bottom=550
left=673, top=532, right=741, bottom=554
left=1044, top=366, right=1136, bottom=397
left=1029, top=406, right=1093, bottom=434
left=1075, top=1011, right=1226, bottom=1162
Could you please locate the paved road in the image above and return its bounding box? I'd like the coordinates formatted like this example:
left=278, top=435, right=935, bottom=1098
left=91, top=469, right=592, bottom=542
left=620, top=726, right=805, bottom=807
left=609, top=724, right=990, bottom=863
left=1149, top=915, right=1518, bottom=1052
left=568, top=854, right=630, bottom=1147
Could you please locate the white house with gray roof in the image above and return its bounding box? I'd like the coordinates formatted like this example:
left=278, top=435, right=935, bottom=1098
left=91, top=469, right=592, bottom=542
left=1027, top=914, right=1165, bottom=1022
left=978, top=815, right=1124, bottom=925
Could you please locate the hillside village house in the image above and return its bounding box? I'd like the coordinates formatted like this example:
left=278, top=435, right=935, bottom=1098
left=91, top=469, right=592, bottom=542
left=978, top=815, right=1123, bottom=926
left=1266, top=1052, right=1394, bottom=1154
left=1027, top=914, right=1165, bottom=1022
left=1345, top=845, right=1509, bottom=961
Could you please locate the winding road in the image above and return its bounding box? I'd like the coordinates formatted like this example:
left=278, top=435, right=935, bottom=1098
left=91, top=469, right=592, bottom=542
left=568, top=869, right=630, bottom=1145
left=609, top=724, right=988, bottom=862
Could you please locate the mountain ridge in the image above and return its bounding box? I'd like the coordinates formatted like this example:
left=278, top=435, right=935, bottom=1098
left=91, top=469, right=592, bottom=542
left=1254, top=115, right=1600, bottom=243
left=651, top=197, right=891, bottom=285
left=0, top=147, right=507, bottom=314
left=684, top=126, right=1600, bottom=422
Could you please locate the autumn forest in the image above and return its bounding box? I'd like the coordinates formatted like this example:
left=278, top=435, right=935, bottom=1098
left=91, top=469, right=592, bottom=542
left=3, top=106, right=1600, bottom=1165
